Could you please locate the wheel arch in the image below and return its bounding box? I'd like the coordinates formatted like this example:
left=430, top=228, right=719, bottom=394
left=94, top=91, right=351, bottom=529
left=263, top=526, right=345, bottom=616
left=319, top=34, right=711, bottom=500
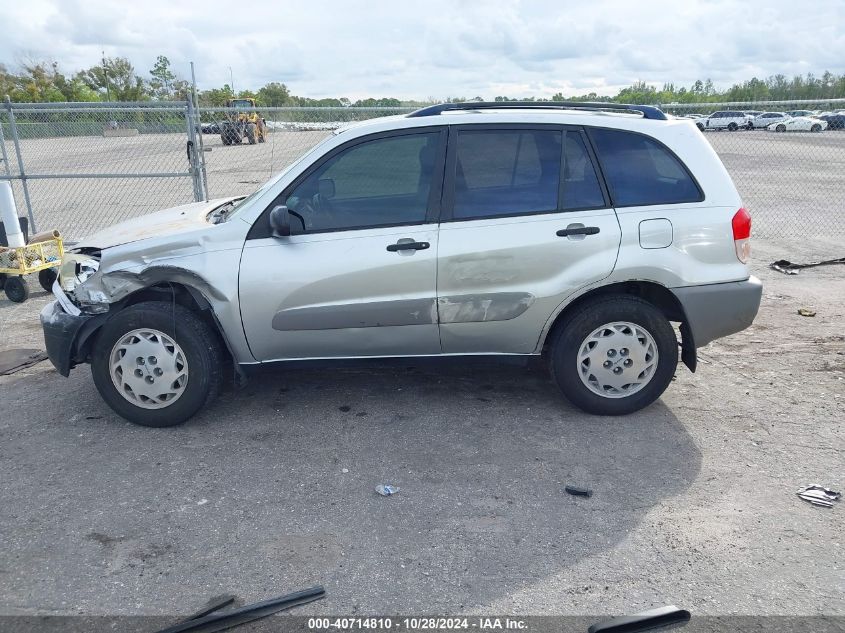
left=540, top=280, right=697, bottom=372
left=76, top=281, right=240, bottom=378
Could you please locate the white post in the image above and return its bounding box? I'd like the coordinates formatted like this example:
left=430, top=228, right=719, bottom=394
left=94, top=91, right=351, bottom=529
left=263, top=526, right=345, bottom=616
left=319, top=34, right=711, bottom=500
left=0, top=181, right=25, bottom=247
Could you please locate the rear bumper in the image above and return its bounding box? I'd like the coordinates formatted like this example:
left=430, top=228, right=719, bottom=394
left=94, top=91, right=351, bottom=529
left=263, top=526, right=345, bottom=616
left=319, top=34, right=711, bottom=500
left=671, top=276, right=762, bottom=348
left=40, top=301, right=96, bottom=376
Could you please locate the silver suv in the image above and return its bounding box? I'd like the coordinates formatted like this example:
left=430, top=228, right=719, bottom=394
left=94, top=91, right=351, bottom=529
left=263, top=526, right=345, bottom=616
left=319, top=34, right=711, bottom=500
left=41, top=102, right=762, bottom=426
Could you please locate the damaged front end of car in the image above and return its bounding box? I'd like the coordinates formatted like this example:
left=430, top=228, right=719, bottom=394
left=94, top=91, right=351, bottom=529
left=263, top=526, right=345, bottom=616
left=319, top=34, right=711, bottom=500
left=40, top=197, right=251, bottom=377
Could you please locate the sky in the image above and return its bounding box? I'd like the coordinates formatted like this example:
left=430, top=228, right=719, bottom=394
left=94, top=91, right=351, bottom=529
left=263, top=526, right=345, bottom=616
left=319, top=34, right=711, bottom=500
left=1, top=0, right=843, bottom=99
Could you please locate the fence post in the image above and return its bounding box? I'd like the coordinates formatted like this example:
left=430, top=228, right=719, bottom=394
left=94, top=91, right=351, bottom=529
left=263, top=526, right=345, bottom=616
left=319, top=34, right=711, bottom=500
left=3, top=96, right=37, bottom=232
left=0, top=107, right=12, bottom=180
left=191, top=61, right=210, bottom=201
left=185, top=99, right=204, bottom=203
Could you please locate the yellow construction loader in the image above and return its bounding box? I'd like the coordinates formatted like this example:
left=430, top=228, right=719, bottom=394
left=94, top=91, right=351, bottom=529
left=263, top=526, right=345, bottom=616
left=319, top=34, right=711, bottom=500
left=220, top=98, right=267, bottom=145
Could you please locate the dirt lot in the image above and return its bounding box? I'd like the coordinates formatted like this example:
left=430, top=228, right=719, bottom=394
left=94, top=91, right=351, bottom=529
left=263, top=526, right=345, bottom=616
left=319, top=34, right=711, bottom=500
left=0, top=237, right=843, bottom=619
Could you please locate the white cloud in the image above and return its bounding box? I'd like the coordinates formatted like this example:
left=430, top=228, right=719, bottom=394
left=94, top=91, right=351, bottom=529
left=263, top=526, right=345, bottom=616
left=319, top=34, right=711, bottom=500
left=1, top=0, right=842, bottom=99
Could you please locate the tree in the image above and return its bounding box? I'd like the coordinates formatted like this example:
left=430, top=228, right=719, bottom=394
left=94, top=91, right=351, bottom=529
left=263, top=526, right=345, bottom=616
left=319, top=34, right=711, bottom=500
left=149, top=55, right=176, bottom=99
left=78, top=57, right=147, bottom=101
left=198, top=85, right=233, bottom=106
left=257, top=81, right=291, bottom=106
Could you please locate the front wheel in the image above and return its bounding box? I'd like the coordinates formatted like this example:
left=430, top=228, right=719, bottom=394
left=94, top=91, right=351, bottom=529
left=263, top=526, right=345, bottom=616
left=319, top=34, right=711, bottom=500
left=776, top=124, right=786, bottom=132
left=3, top=276, right=29, bottom=303
left=90, top=301, right=223, bottom=427
left=727, top=122, right=738, bottom=131
left=811, top=124, right=822, bottom=133
left=550, top=296, right=678, bottom=415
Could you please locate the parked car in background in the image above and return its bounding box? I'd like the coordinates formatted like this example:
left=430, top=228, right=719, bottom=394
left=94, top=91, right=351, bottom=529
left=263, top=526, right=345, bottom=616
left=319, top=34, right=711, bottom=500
left=785, top=110, right=815, bottom=118
left=40, top=101, right=761, bottom=426
left=698, top=111, right=754, bottom=131
left=818, top=113, right=845, bottom=130
left=751, top=112, right=790, bottom=128
left=743, top=110, right=763, bottom=117
left=767, top=116, right=827, bottom=132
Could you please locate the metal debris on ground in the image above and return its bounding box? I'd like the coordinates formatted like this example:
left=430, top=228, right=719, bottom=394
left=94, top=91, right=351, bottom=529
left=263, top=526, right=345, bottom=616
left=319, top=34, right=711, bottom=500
left=375, top=484, right=399, bottom=497
left=565, top=485, right=593, bottom=498
left=771, top=257, right=845, bottom=275
left=588, top=605, right=691, bottom=633
left=797, top=308, right=817, bottom=317
left=154, top=585, right=325, bottom=633
left=0, top=349, right=49, bottom=375
left=797, top=485, right=841, bottom=508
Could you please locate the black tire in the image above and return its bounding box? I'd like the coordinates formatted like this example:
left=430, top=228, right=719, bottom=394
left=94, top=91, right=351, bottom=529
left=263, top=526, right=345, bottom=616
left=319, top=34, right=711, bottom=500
left=0, top=273, right=6, bottom=290
left=811, top=124, right=822, bottom=133
left=696, top=122, right=704, bottom=131
left=245, top=123, right=256, bottom=144
left=221, top=134, right=230, bottom=146
left=549, top=295, right=678, bottom=416
left=776, top=124, right=786, bottom=132
left=38, top=268, right=57, bottom=293
left=4, top=276, right=29, bottom=303
left=90, top=301, right=223, bottom=427
left=727, top=122, right=738, bottom=131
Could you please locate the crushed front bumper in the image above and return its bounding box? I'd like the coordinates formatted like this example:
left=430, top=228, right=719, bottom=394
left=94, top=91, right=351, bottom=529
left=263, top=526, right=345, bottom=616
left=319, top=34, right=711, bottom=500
left=40, top=300, right=99, bottom=376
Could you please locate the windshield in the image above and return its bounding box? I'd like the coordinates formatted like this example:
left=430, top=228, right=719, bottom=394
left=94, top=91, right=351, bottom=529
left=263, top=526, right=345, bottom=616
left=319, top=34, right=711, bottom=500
left=231, top=99, right=255, bottom=109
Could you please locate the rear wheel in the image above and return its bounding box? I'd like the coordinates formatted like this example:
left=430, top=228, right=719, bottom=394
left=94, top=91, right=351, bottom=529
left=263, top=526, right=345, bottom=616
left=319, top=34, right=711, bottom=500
left=38, top=268, right=57, bottom=292
left=727, top=122, right=738, bottom=131
left=90, top=301, right=223, bottom=427
left=811, top=123, right=822, bottom=133
left=550, top=296, right=678, bottom=416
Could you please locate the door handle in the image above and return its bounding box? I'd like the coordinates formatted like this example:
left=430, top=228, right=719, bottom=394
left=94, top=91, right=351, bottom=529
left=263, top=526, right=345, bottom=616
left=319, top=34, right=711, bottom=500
left=556, top=226, right=600, bottom=237
left=387, top=240, right=430, bottom=252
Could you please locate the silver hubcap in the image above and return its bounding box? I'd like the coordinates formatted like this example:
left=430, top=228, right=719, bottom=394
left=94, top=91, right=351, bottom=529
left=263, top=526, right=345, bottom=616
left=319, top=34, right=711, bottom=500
left=109, top=328, right=188, bottom=409
left=577, top=321, right=658, bottom=399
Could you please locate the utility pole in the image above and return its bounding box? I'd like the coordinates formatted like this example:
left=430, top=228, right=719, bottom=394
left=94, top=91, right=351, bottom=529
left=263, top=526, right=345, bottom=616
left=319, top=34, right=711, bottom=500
left=102, top=50, right=111, bottom=101
left=228, top=66, right=235, bottom=96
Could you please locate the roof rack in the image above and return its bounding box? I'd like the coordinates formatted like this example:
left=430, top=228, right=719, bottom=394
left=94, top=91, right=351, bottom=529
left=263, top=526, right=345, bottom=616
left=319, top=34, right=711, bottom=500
left=407, top=101, right=668, bottom=121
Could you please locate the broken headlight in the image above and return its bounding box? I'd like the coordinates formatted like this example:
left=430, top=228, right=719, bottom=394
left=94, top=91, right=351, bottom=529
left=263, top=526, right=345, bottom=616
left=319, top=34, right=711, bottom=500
left=59, top=252, right=100, bottom=295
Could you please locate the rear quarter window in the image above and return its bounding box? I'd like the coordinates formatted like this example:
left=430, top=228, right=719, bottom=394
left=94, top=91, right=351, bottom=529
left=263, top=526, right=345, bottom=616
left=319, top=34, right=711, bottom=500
left=589, top=128, right=703, bottom=207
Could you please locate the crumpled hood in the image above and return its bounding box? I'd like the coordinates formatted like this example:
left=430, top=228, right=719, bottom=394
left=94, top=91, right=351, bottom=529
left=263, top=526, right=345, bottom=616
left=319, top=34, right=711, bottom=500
left=75, top=197, right=239, bottom=250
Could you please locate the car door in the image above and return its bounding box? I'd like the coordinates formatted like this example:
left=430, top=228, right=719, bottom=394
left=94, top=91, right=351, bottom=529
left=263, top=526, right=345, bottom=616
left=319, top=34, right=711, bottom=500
left=436, top=125, right=622, bottom=354
left=239, top=128, right=447, bottom=361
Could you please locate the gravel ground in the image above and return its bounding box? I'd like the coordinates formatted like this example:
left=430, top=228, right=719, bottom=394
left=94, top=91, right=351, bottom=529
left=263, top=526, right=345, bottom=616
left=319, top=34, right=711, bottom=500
left=0, top=237, right=843, bottom=618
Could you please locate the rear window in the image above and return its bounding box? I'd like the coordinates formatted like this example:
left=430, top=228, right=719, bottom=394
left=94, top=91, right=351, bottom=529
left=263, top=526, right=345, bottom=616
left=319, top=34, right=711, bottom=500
left=589, top=128, right=703, bottom=207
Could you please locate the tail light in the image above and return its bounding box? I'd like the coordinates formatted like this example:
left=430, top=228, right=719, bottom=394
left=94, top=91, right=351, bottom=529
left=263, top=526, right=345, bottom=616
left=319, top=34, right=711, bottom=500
left=732, top=207, right=751, bottom=263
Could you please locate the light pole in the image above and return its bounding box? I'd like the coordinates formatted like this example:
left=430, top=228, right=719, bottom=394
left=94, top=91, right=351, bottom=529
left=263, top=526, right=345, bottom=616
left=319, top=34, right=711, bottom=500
left=102, top=50, right=111, bottom=101
left=228, top=66, right=235, bottom=96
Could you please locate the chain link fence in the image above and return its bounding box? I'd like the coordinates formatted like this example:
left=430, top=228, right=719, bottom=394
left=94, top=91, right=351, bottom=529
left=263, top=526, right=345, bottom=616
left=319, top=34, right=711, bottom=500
left=664, top=99, right=845, bottom=240
left=195, top=106, right=412, bottom=199
left=0, top=100, right=201, bottom=240
left=2, top=100, right=844, bottom=245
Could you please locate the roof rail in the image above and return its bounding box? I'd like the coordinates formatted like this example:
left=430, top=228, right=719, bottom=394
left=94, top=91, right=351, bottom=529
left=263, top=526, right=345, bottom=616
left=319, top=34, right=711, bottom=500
left=407, top=101, right=668, bottom=121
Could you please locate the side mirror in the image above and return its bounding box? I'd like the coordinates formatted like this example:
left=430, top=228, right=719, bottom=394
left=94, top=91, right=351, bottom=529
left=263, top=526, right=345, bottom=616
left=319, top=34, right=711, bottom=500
left=269, top=204, right=291, bottom=237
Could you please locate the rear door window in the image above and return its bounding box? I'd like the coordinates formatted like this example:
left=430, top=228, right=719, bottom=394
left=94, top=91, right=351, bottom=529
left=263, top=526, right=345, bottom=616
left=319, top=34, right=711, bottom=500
left=561, top=132, right=605, bottom=210
left=589, top=128, right=703, bottom=207
left=451, top=129, right=562, bottom=220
